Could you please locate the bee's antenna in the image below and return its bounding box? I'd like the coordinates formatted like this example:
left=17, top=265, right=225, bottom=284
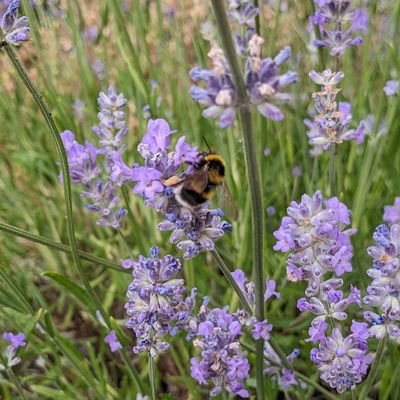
left=202, top=136, right=212, bottom=152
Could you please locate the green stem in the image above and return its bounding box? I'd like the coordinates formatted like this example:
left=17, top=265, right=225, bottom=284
left=358, top=337, right=386, bottom=400
left=212, top=250, right=253, bottom=314
left=210, top=2, right=265, bottom=397
left=0, top=221, right=128, bottom=273
left=149, top=354, right=157, bottom=400
left=0, top=353, right=28, bottom=400
left=0, top=36, right=143, bottom=393
left=294, top=371, right=338, bottom=400
left=329, top=143, right=336, bottom=196
left=242, top=342, right=338, bottom=400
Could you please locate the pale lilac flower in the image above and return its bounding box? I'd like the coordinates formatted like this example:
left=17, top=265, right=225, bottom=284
left=266, top=206, right=275, bottom=215
left=83, top=25, right=98, bottom=43
left=3, top=332, right=26, bottom=350
left=61, top=130, right=102, bottom=184
left=263, top=343, right=299, bottom=389
left=190, top=301, right=250, bottom=398
left=384, top=198, right=400, bottom=225
left=125, top=248, right=195, bottom=357
left=92, top=58, right=105, bottom=81
left=1, top=332, right=26, bottom=370
left=384, top=80, right=399, bottom=96
left=104, top=330, right=122, bottom=352
left=129, top=119, right=231, bottom=259
left=190, top=38, right=297, bottom=126
left=274, top=191, right=355, bottom=295
left=292, top=165, right=302, bottom=177
left=311, top=0, right=368, bottom=56
left=227, top=0, right=259, bottom=28
left=246, top=44, right=298, bottom=121
left=263, top=147, right=271, bottom=157
left=305, top=70, right=365, bottom=154
left=1, top=0, right=29, bottom=46
left=310, top=325, right=372, bottom=393
left=73, top=99, right=85, bottom=121
left=93, top=86, right=128, bottom=153
left=363, top=224, right=400, bottom=340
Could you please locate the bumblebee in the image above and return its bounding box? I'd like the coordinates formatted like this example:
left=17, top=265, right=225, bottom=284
left=164, top=152, right=237, bottom=218
left=176, top=152, right=225, bottom=207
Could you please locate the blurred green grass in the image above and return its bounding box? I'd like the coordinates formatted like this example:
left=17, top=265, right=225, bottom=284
left=0, top=0, right=400, bottom=398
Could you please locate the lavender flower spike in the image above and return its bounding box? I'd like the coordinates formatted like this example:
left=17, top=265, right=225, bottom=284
left=311, top=0, right=368, bottom=56
left=383, top=198, right=400, bottom=225
left=93, top=86, right=128, bottom=153
left=190, top=300, right=250, bottom=398
left=363, top=224, right=400, bottom=340
left=274, top=190, right=355, bottom=296
left=1, top=0, right=30, bottom=46
left=310, top=323, right=372, bottom=393
left=125, top=247, right=195, bottom=357
left=305, top=69, right=365, bottom=155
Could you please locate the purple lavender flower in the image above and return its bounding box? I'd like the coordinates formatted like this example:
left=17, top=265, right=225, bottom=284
left=104, top=330, right=122, bottom=352
left=3, top=332, right=26, bottom=349
left=384, top=80, right=399, bottom=96
left=384, top=198, right=400, bottom=225
left=363, top=224, right=400, bottom=340
left=310, top=324, right=373, bottom=393
left=231, top=268, right=279, bottom=310
left=125, top=247, right=195, bottom=357
left=190, top=37, right=297, bottom=127
left=305, top=70, right=365, bottom=155
left=93, top=86, right=128, bottom=153
left=127, top=119, right=232, bottom=259
left=227, top=0, right=259, bottom=28
left=1, top=331, right=26, bottom=369
left=190, top=300, right=250, bottom=398
left=0, top=0, right=29, bottom=46
left=274, top=191, right=355, bottom=295
left=263, top=343, right=299, bottom=389
left=311, top=0, right=368, bottom=56
left=60, top=134, right=126, bottom=229
left=190, top=45, right=238, bottom=128
left=61, top=130, right=102, bottom=184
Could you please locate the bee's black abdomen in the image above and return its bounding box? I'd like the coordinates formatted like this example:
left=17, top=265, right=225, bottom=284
left=180, top=188, right=208, bottom=206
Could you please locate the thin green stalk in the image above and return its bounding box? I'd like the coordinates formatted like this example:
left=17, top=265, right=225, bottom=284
left=242, top=342, right=338, bottom=400
left=294, top=371, right=339, bottom=400
left=210, top=2, right=265, bottom=397
left=0, top=221, right=128, bottom=273
left=149, top=354, right=157, bottom=400
left=0, top=36, right=142, bottom=393
left=329, top=143, right=336, bottom=196
left=0, top=353, right=28, bottom=400
left=358, top=338, right=386, bottom=400
left=212, top=250, right=252, bottom=314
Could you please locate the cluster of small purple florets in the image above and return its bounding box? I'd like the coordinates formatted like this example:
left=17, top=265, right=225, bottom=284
left=61, top=86, right=129, bottom=228
left=0, top=332, right=26, bottom=370
left=118, top=118, right=232, bottom=259
left=124, top=247, right=196, bottom=357
left=305, top=69, right=366, bottom=156
left=189, top=0, right=297, bottom=128
left=363, top=224, right=400, bottom=341
left=190, top=299, right=250, bottom=398
left=0, top=0, right=29, bottom=46
left=274, top=191, right=373, bottom=393
left=311, top=0, right=368, bottom=56
left=188, top=270, right=284, bottom=397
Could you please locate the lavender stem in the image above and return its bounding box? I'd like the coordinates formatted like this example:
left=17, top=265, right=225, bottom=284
left=210, top=1, right=265, bottom=397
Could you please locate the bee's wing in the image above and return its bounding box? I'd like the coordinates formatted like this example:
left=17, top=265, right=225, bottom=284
left=218, top=181, right=238, bottom=221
